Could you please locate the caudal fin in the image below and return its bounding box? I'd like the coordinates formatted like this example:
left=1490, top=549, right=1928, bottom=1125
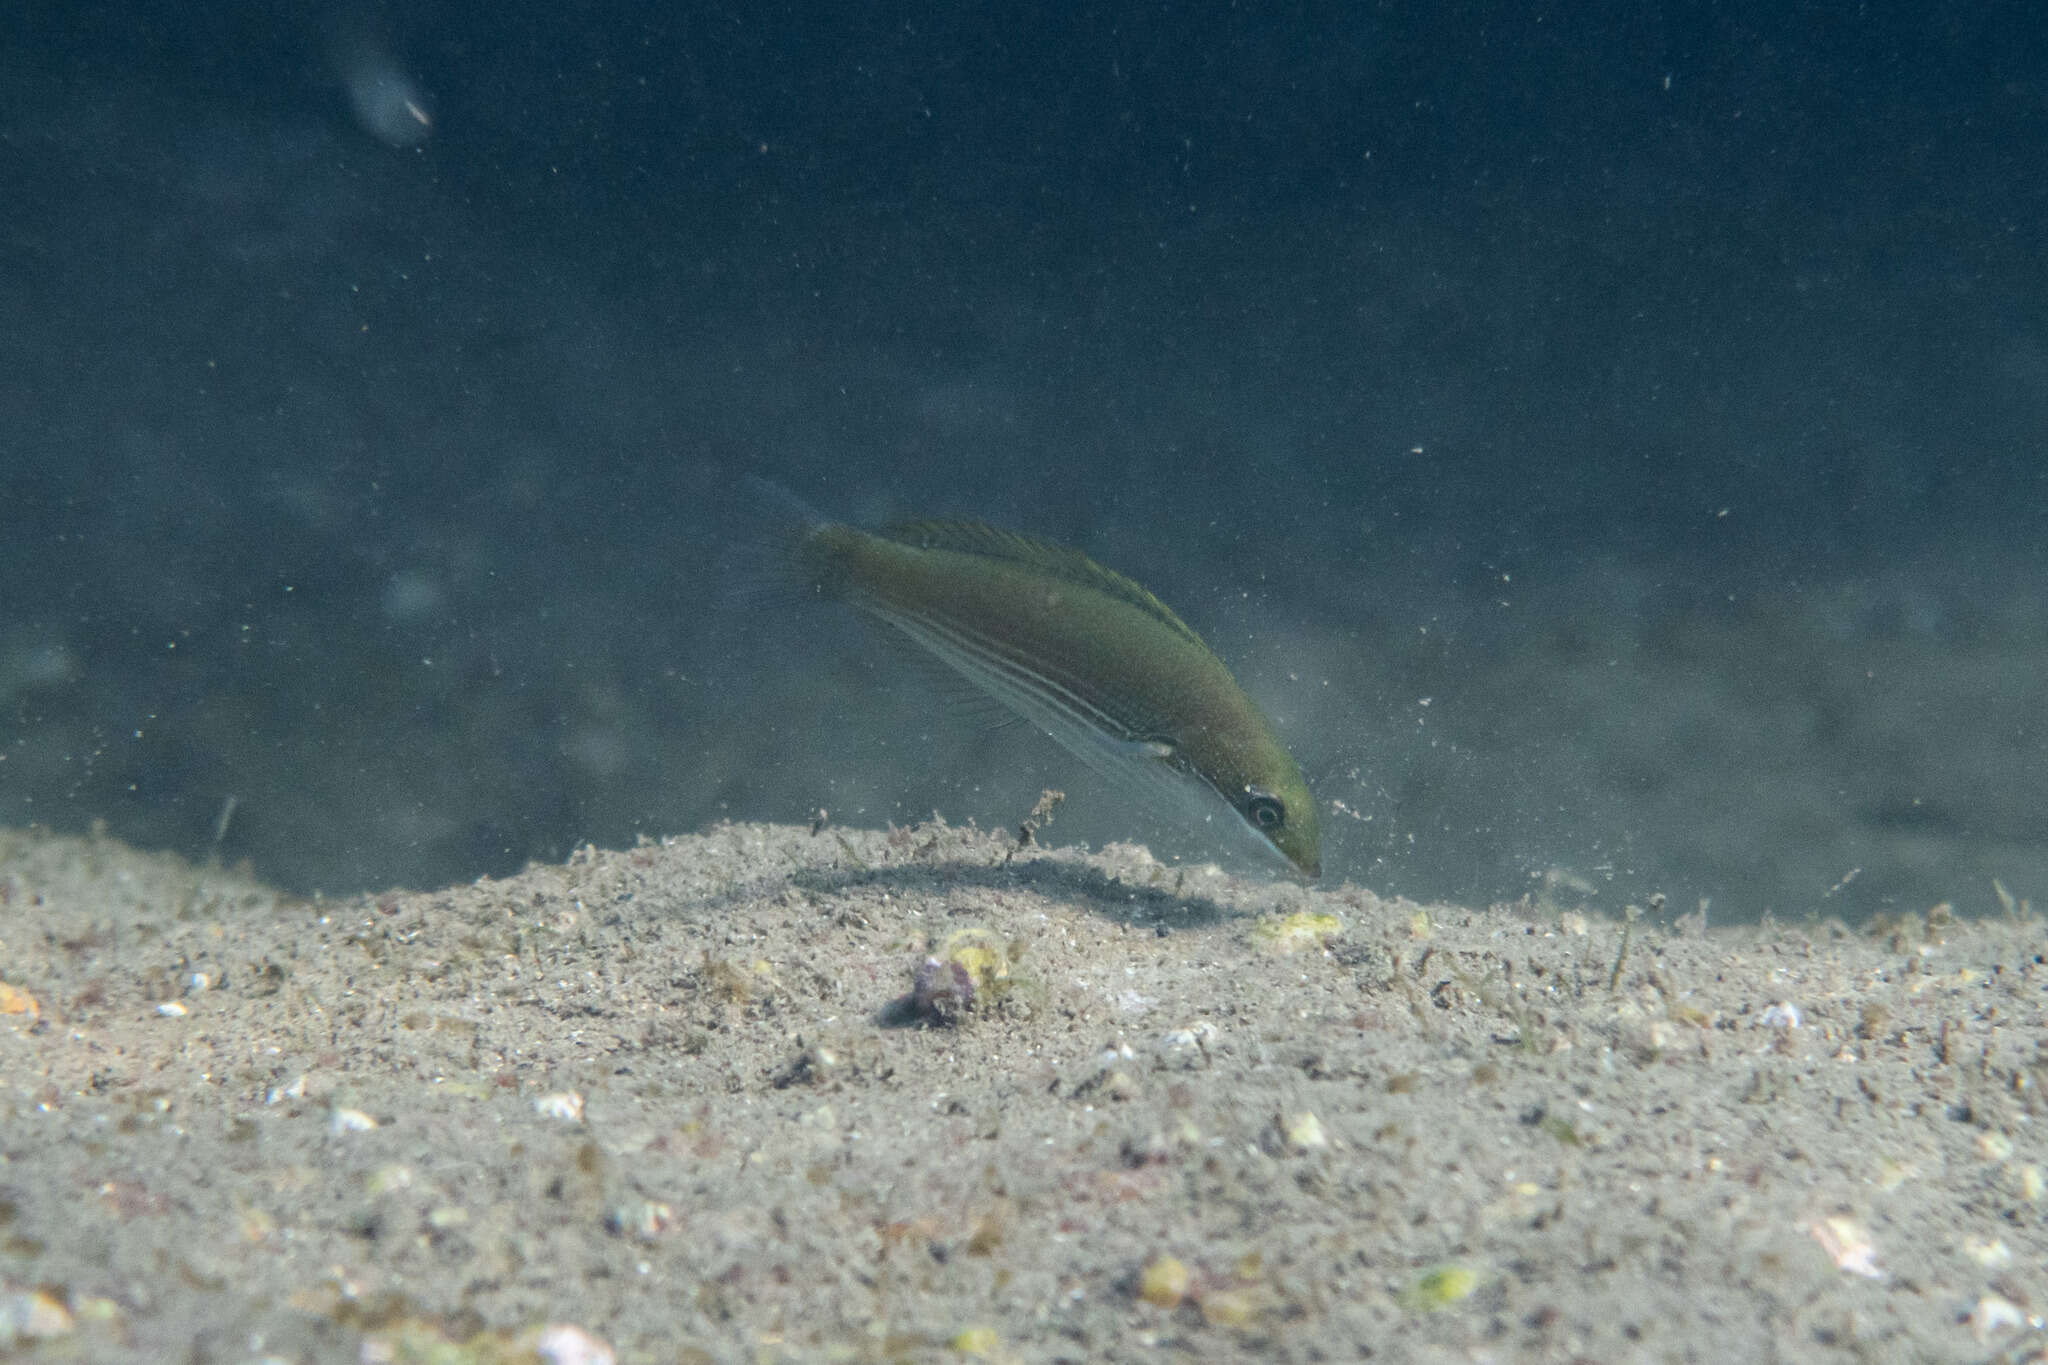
left=717, top=475, right=832, bottom=613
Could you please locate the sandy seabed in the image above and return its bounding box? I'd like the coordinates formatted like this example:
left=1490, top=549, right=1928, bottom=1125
left=0, top=820, right=2043, bottom=1364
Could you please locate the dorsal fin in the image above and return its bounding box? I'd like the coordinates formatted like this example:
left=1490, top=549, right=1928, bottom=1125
left=877, top=519, right=1204, bottom=646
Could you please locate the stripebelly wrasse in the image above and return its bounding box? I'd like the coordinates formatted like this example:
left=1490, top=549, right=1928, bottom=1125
left=742, top=480, right=1320, bottom=879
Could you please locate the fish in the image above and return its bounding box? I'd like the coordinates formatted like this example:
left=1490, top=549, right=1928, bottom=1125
left=740, top=480, right=1320, bottom=879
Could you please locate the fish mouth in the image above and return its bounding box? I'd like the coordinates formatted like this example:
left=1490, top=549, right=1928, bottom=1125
left=1278, top=848, right=1321, bottom=881
left=1248, top=824, right=1321, bottom=882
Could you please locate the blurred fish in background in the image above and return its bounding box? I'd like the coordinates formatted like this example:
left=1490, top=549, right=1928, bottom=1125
left=327, top=8, right=433, bottom=147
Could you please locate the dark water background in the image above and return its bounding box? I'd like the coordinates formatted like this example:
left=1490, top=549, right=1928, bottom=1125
left=4, top=3, right=2045, bottom=920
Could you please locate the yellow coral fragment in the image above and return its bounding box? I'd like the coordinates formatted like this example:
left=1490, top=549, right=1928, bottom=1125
left=1198, top=1288, right=1259, bottom=1328
left=1403, top=1263, right=1479, bottom=1310
left=1138, top=1254, right=1190, bottom=1308
left=950, top=1325, right=1000, bottom=1357
left=1249, top=912, right=1341, bottom=954
left=939, top=928, right=1011, bottom=990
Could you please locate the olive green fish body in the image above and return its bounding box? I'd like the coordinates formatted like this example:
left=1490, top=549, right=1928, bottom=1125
left=779, top=506, right=1320, bottom=878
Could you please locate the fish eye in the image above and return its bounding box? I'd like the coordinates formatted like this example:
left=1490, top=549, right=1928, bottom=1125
left=1245, top=790, right=1287, bottom=830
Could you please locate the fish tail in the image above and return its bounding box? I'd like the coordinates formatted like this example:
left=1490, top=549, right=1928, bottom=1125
left=719, top=475, right=836, bottom=612
left=737, top=473, right=829, bottom=535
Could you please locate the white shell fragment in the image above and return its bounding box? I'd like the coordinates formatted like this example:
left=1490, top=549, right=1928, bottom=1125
left=1804, top=1215, right=1884, bottom=1280
left=604, top=1198, right=676, bottom=1242
left=328, top=1107, right=379, bottom=1135
left=1757, top=1001, right=1801, bottom=1029
left=1161, top=1020, right=1220, bottom=1057
left=531, top=1324, right=616, bottom=1365
left=534, top=1091, right=586, bottom=1122
left=1278, top=1110, right=1330, bottom=1154
left=0, top=1285, right=74, bottom=1343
